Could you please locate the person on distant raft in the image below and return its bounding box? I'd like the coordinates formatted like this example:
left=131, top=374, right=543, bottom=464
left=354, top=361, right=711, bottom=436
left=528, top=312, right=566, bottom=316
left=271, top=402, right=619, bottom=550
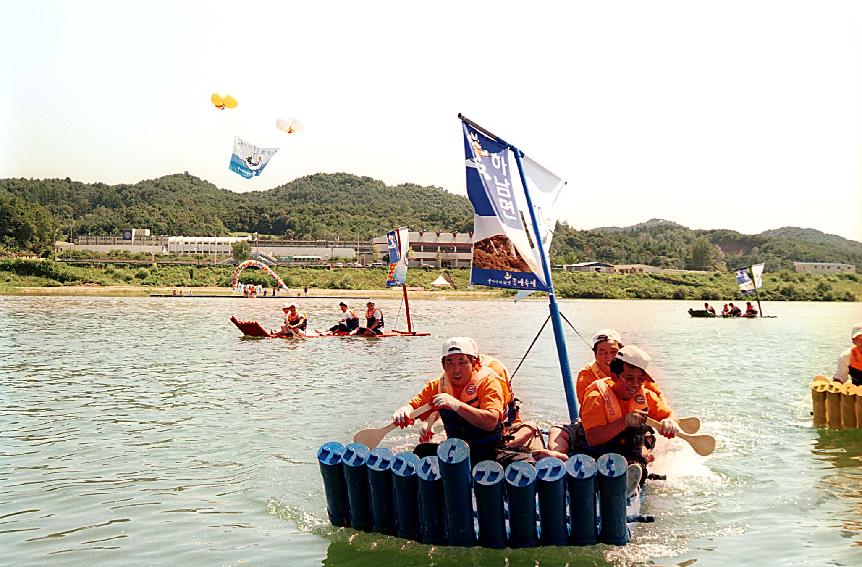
left=280, top=303, right=308, bottom=337
left=721, top=303, right=730, bottom=317
left=704, top=302, right=716, bottom=316
left=328, top=302, right=360, bottom=334
left=575, top=330, right=666, bottom=406
left=833, top=324, right=862, bottom=386
left=728, top=303, right=742, bottom=317
left=745, top=301, right=758, bottom=317
left=392, top=337, right=533, bottom=466
left=536, top=345, right=680, bottom=490
left=351, top=301, right=384, bottom=335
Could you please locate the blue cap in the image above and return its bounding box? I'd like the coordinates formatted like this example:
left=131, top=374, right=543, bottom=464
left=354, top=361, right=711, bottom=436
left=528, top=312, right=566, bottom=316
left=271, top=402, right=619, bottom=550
left=392, top=452, right=420, bottom=477
left=417, top=456, right=441, bottom=481
left=504, top=461, right=537, bottom=488
left=472, top=461, right=505, bottom=485
left=535, top=456, right=566, bottom=482
left=367, top=447, right=394, bottom=472
left=317, top=441, right=345, bottom=466
left=437, top=438, right=470, bottom=465
left=596, top=453, right=627, bottom=478
left=565, top=454, right=597, bottom=479
left=342, top=442, right=370, bottom=468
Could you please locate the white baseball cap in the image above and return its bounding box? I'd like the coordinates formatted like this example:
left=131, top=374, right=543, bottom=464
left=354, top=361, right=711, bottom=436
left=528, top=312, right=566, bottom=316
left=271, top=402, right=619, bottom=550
left=615, top=345, right=653, bottom=381
left=282, top=303, right=295, bottom=309
left=441, top=337, right=479, bottom=358
left=591, top=329, right=622, bottom=349
left=852, top=324, right=862, bottom=340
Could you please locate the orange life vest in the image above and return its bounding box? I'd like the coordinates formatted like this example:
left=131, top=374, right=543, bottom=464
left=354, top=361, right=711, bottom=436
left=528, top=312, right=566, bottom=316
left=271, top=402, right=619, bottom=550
left=593, top=377, right=648, bottom=423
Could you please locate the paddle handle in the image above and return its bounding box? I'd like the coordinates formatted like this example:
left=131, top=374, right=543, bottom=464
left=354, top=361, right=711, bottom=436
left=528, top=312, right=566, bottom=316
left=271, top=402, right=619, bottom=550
left=645, top=416, right=716, bottom=456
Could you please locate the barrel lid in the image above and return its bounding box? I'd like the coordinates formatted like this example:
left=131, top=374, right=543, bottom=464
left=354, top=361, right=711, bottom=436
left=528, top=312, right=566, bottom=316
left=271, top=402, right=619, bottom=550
left=437, top=438, right=470, bottom=465
left=317, top=441, right=345, bottom=466
left=343, top=442, right=370, bottom=467
left=472, top=460, right=504, bottom=485
left=504, top=461, right=537, bottom=488
left=417, top=456, right=441, bottom=481
left=535, top=456, right=566, bottom=482
left=565, top=453, right=597, bottom=479
left=367, top=447, right=395, bottom=472
left=596, top=453, right=627, bottom=478
left=392, top=452, right=420, bottom=477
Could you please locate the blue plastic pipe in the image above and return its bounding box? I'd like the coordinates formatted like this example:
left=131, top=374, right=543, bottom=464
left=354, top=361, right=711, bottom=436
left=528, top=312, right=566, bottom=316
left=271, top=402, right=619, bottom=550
left=472, top=460, right=507, bottom=548
left=417, top=456, right=446, bottom=545
left=367, top=447, right=396, bottom=535
left=535, top=456, right=567, bottom=546
left=565, top=454, right=598, bottom=545
left=392, top=452, right=421, bottom=541
left=596, top=453, right=629, bottom=545
left=341, top=442, right=372, bottom=531
left=317, top=441, right=350, bottom=527
left=437, top=439, right=475, bottom=547
left=505, top=461, right=538, bottom=548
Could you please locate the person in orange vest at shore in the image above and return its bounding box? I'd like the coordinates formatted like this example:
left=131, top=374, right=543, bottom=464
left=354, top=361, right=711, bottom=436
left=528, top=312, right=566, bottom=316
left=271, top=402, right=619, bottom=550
left=537, top=345, right=681, bottom=488
left=833, top=323, right=862, bottom=386
left=576, top=329, right=666, bottom=405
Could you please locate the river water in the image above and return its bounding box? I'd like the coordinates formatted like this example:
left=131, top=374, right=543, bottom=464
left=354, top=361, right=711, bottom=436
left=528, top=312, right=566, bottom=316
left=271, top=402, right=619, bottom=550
left=1, top=295, right=860, bottom=566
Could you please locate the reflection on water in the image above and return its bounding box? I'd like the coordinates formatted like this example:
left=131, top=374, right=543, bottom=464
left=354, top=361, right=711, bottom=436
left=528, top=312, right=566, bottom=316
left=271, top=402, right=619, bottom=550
left=1, top=296, right=861, bottom=565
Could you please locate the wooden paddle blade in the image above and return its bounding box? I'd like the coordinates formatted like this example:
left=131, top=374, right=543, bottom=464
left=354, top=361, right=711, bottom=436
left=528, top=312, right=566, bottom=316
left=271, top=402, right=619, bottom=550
left=676, top=416, right=701, bottom=435
left=682, top=432, right=716, bottom=456
left=646, top=417, right=716, bottom=456
left=353, top=423, right=396, bottom=449
left=351, top=403, right=433, bottom=449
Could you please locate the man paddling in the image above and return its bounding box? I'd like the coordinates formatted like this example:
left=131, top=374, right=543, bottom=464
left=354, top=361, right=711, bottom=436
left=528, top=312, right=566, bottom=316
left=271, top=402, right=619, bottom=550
left=576, top=330, right=666, bottom=406
left=328, top=302, right=360, bottom=334
left=538, top=345, right=681, bottom=487
left=280, top=303, right=308, bottom=337
left=392, top=337, right=532, bottom=466
left=351, top=301, right=384, bottom=336
left=833, top=323, right=862, bottom=386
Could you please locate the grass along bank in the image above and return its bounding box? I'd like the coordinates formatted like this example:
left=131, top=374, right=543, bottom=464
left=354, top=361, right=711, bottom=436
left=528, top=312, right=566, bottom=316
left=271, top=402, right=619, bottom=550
left=0, top=259, right=859, bottom=301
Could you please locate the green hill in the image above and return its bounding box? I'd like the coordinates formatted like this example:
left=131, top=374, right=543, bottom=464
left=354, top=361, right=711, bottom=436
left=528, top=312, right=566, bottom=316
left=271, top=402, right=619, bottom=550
left=1, top=173, right=859, bottom=272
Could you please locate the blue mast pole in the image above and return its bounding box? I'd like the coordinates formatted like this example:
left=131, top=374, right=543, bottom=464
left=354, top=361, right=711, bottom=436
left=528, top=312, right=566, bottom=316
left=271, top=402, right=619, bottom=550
left=510, top=149, right=579, bottom=421
left=458, top=114, right=579, bottom=420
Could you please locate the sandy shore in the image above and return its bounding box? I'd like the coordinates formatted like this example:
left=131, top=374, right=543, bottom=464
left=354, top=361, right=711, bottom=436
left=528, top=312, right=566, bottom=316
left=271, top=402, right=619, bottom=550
left=0, top=285, right=507, bottom=300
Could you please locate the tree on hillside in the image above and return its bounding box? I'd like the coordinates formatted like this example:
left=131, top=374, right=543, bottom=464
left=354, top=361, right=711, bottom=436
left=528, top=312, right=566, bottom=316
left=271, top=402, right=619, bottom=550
left=232, top=240, right=251, bottom=262
left=0, top=194, right=55, bottom=253
left=686, top=237, right=715, bottom=270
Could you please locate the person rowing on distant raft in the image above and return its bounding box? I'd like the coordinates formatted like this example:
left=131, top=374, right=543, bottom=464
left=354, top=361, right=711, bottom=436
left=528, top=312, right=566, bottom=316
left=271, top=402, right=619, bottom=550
left=744, top=301, right=758, bottom=317
left=576, top=330, right=666, bottom=406
left=833, top=323, right=862, bottom=386
left=537, top=345, right=681, bottom=488
left=327, top=302, right=360, bottom=334
left=351, top=301, right=384, bottom=336
left=280, top=303, right=308, bottom=337
left=728, top=303, right=742, bottom=317
left=392, top=337, right=534, bottom=466
left=417, top=351, right=543, bottom=452
left=704, top=302, right=716, bottom=316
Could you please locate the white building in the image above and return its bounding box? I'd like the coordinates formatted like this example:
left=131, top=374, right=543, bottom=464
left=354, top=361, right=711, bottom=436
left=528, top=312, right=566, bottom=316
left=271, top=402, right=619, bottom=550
left=793, top=262, right=856, bottom=274
left=372, top=231, right=473, bottom=268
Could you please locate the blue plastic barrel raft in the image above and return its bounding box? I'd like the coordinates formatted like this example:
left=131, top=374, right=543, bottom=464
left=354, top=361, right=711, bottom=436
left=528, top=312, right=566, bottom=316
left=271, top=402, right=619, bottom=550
left=317, top=438, right=641, bottom=548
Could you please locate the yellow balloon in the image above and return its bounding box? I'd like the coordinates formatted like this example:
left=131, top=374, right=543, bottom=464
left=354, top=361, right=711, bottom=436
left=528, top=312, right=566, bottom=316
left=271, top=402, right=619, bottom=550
left=211, top=93, right=224, bottom=107
left=223, top=95, right=238, bottom=109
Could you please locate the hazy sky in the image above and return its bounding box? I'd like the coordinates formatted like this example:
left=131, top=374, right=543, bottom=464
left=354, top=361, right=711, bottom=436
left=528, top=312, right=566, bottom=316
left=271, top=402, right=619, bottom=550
left=3, top=1, right=861, bottom=242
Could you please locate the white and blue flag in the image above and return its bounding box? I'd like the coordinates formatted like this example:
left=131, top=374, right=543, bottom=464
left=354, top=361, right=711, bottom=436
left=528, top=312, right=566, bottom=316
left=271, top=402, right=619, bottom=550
left=229, top=135, right=279, bottom=179
left=462, top=121, right=565, bottom=291
left=385, top=227, right=409, bottom=287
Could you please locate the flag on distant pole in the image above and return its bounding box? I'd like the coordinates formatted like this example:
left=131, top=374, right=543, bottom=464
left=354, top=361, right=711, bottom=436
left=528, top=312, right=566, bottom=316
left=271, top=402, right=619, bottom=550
left=735, top=267, right=756, bottom=295
left=385, top=227, right=409, bottom=287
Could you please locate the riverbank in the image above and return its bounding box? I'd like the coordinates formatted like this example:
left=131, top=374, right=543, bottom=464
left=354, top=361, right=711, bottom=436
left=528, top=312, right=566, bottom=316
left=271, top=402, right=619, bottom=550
left=0, top=259, right=859, bottom=301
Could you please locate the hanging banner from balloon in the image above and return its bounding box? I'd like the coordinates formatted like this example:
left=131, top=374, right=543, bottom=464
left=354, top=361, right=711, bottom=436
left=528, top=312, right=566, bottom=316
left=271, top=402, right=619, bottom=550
left=228, top=136, right=279, bottom=179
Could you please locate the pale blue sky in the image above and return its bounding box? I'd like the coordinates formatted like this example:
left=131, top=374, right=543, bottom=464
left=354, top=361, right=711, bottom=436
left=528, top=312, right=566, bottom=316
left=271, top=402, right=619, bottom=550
left=3, top=1, right=861, bottom=242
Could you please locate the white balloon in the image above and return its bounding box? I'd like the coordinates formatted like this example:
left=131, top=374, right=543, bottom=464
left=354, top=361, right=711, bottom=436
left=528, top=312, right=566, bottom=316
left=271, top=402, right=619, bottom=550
left=276, top=117, right=303, bottom=134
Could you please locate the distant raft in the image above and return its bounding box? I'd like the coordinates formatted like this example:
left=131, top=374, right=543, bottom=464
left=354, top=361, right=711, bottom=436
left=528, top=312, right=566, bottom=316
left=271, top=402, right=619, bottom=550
left=811, top=375, right=862, bottom=429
